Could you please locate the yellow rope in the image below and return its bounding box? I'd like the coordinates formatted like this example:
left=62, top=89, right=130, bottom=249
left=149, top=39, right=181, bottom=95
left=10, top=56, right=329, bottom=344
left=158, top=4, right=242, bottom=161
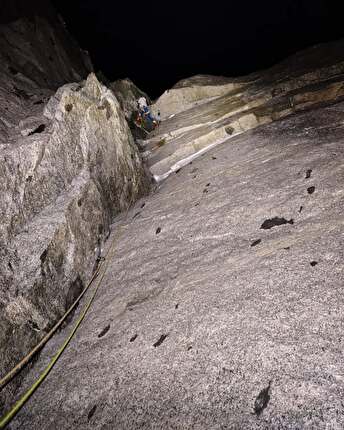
left=0, top=268, right=100, bottom=391
left=0, top=217, right=126, bottom=429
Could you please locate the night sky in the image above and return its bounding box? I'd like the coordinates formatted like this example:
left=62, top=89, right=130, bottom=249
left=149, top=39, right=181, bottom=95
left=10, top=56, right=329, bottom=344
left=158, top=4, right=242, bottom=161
left=52, top=0, right=344, bottom=97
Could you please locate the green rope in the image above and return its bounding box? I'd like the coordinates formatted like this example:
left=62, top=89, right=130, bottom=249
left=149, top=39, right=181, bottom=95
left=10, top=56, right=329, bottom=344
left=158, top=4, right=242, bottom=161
left=0, top=226, right=121, bottom=429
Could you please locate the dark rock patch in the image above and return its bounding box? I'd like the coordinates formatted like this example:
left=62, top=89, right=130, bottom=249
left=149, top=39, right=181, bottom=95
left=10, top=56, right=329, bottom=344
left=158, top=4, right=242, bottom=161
left=254, top=381, right=271, bottom=416
left=13, top=86, right=30, bottom=100
left=98, top=100, right=112, bottom=119
left=283, top=247, right=290, bottom=251
left=105, top=100, right=112, bottom=120
left=156, top=227, right=161, bottom=234
left=28, top=320, right=40, bottom=331
left=40, top=249, right=48, bottom=264
left=28, top=124, right=46, bottom=136
left=305, top=169, right=312, bottom=179
left=307, top=186, right=315, bottom=194
left=65, top=276, right=84, bottom=311
left=64, top=276, right=84, bottom=325
left=203, top=188, right=209, bottom=194
left=153, top=334, right=168, bottom=348
left=175, top=169, right=181, bottom=174
left=65, top=104, right=73, bottom=112
left=33, top=100, right=44, bottom=105
left=299, top=206, right=303, bottom=213
left=26, top=175, right=33, bottom=182
left=87, top=405, right=97, bottom=421
left=187, top=346, right=193, bottom=351
left=98, top=325, right=110, bottom=338
left=130, top=334, right=138, bottom=343
left=310, top=261, right=318, bottom=267
left=251, top=239, right=262, bottom=247
left=175, top=303, right=179, bottom=309
left=141, top=202, right=146, bottom=208
left=260, top=217, right=294, bottom=230
left=126, top=287, right=164, bottom=310
left=272, top=88, right=283, bottom=97
left=212, top=156, right=217, bottom=160
left=8, top=66, right=18, bottom=75
left=225, top=126, right=235, bottom=135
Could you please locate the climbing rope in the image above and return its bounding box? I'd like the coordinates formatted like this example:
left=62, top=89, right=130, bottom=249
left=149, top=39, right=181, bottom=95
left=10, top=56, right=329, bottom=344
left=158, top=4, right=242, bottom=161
left=0, top=203, right=132, bottom=429
left=0, top=269, right=100, bottom=392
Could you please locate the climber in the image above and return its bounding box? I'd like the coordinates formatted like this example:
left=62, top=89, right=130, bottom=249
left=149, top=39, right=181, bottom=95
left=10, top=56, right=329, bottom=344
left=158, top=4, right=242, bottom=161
left=136, top=97, right=159, bottom=130
left=137, top=96, right=148, bottom=110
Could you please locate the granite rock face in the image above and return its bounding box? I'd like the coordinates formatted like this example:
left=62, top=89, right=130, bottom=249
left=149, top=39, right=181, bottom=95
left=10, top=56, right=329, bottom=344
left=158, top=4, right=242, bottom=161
left=1, top=5, right=344, bottom=429
left=9, top=93, right=344, bottom=430
left=146, top=39, right=344, bottom=179
left=0, top=0, right=93, bottom=137
left=0, top=72, right=150, bottom=402
left=151, top=74, right=247, bottom=120
left=0, top=1, right=150, bottom=408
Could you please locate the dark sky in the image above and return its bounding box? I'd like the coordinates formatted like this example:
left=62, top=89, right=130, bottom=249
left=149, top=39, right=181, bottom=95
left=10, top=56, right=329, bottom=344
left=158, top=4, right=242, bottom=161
left=52, top=0, right=344, bottom=97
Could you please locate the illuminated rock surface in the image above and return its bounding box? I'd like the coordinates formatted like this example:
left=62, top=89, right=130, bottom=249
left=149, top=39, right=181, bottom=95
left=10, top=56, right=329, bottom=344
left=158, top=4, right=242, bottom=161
left=147, top=40, right=344, bottom=179
left=0, top=1, right=149, bottom=409
left=9, top=88, right=344, bottom=430
left=1, top=3, right=344, bottom=429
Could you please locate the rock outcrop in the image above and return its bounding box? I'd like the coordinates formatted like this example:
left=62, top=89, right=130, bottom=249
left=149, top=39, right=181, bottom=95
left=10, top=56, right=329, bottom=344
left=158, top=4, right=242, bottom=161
left=146, top=39, right=344, bottom=179
left=0, top=0, right=150, bottom=409
left=151, top=75, right=248, bottom=120
left=0, top=0, right=92, bottom=127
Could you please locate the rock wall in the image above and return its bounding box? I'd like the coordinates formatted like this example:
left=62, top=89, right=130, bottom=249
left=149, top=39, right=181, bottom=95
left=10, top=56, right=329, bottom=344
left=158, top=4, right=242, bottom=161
left=144, top=39, right=344, bottom=179
left=151, top=39, right=344, bottom=122
left=0, top=0, right=150, bottom=403
left=0, top=0, right=93, bottom=139
left=151, top=75, right=248, bottom=120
